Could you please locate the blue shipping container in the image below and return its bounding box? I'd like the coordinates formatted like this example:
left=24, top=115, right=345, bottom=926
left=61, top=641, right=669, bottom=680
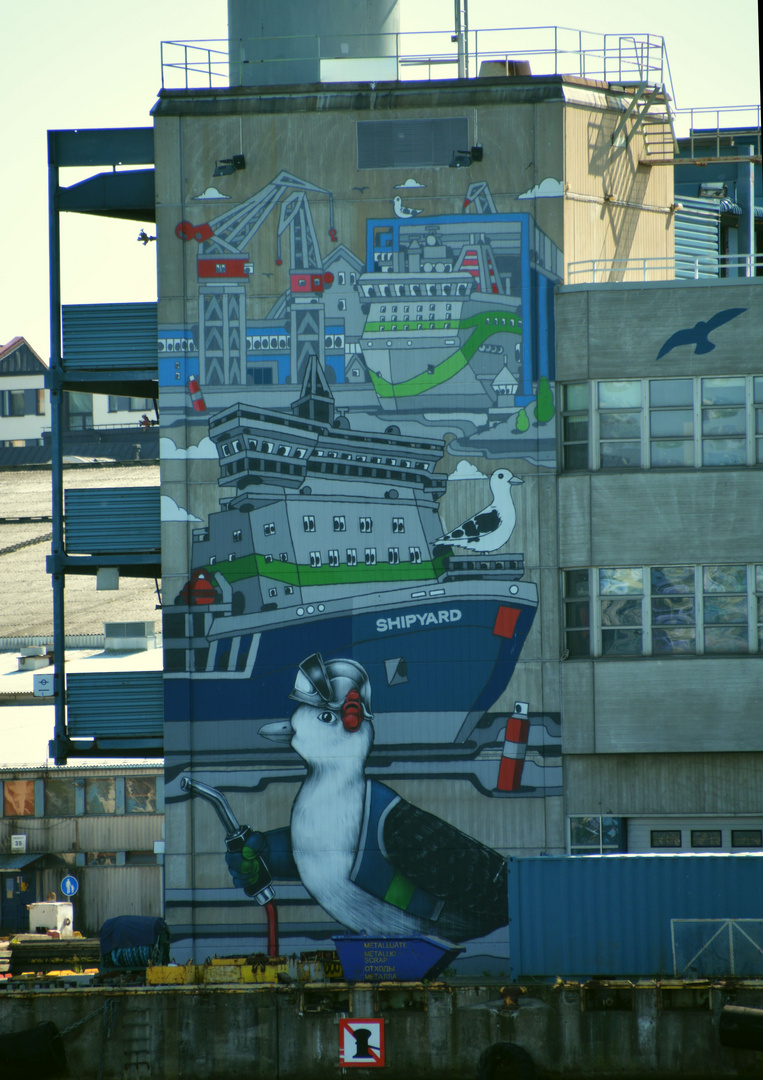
left=508, top=854, right=763, bottom=980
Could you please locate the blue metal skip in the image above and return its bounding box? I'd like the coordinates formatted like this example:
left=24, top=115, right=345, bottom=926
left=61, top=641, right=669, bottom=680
left=62, top=303, right=158, bottom=371
left=508, top=854, right=763, bottom=980
left=64, top=487, right=160, bottom=553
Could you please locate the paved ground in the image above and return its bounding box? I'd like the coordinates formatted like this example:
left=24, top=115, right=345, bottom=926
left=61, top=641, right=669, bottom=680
left=0, top=464, right=161, bottom=638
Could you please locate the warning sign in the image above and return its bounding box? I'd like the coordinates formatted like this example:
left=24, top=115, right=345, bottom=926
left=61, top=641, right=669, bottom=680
left=339, top=1018, right=385, bottom=1067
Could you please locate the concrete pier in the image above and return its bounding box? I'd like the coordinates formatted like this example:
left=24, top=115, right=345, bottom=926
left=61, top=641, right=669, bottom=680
left=1, top=980, right=762, bottom=1078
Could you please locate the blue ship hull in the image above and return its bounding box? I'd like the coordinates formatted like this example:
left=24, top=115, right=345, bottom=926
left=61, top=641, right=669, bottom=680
left=164, top=590, right=536, bottom=749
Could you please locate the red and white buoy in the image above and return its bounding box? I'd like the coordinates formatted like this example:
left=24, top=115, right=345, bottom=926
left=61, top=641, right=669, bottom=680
left=188, top=374, right=206, bottom=412
left=496, top=701, right=530, bottom=792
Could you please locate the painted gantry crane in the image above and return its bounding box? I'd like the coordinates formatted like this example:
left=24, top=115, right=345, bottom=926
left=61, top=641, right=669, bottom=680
left=175, top=171, right=336, bottom=389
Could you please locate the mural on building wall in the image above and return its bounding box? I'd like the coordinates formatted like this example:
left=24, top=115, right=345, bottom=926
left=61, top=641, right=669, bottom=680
left=161, top=169, right=562, bottom=968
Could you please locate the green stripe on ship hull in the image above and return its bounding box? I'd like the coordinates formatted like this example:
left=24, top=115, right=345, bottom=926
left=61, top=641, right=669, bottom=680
left=208, top=553, right=447, bottom=588
left=369, top=310, right=521, bottom=398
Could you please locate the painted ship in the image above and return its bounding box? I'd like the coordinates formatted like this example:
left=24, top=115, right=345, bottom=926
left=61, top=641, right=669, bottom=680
left=163, top=358, right=537, bottom=750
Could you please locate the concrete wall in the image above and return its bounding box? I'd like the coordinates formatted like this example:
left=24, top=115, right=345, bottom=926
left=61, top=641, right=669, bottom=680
left=556, top=279, right=763, bottom=381
left=4, top=982, right=763, bottom=1079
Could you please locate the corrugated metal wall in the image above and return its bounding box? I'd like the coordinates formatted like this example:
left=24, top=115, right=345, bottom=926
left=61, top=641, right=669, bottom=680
left=675, top=197, right=720, bottom=277
left=62, top=302, right=158, bottom=370
left=66, top=671, right=164, bottom=739
left=64, top=487, right=160, bottom=553
left=40, top=866, right=162, bottom=938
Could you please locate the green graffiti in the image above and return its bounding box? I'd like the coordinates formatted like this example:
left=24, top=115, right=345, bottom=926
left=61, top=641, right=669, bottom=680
left=368, top=310, right=522, bottom=398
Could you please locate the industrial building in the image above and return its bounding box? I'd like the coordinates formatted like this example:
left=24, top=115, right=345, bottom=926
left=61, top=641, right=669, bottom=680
left=36, top=3, right=761, bottom=972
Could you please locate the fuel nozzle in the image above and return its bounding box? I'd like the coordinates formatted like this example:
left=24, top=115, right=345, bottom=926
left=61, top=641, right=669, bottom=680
left=180, top=776, right=275, bottom=905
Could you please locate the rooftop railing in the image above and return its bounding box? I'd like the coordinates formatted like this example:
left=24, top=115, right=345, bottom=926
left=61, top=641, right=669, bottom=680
left=160, top=26, right=673, bottom=97
left=566, top=253, right=763, bottom=285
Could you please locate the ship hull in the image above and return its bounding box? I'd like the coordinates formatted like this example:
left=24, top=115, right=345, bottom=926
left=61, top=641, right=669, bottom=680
left=165, top=589, right=536, bottom=749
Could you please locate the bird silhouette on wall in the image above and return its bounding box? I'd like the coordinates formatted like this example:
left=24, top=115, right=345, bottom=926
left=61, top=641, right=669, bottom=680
left=229, top=654, right=508, bottom=944
left=433, top=469, right=523, bottom=554
left=656, top=308, right=746, bottom=360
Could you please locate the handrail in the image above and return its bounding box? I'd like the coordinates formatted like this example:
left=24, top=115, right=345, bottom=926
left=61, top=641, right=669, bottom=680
left=566, top=253, right=763, bottom=284
left=160, top=26, right=674, bottom=100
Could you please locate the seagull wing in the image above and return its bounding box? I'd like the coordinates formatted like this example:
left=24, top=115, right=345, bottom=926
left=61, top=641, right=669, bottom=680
left=438, top=507, right=500, bottom=545
left=656, top=327, right=697, bottom=360
left=382, top=799, right=507, bottom=923
left=704, top=307, right=746, bottom=332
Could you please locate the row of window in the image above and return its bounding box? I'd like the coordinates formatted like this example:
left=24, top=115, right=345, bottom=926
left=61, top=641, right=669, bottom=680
left=0, top=388, right=45, bottom=417
left=107, top=396, right=153, bottom=413
left=2, top=777, right=158, bottom=818
left=219, top=437, right=431, bottom=473
left=569, top=815, right=763, bottom=855
left=564, top=564, right=763, bottom=657
left=562, top=376, right=763, bottom=470
left=305, top=546, right=422, bottom=568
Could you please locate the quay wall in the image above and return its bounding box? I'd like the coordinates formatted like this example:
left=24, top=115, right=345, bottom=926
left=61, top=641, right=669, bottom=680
left=1, top=981, right=763, bottom=1078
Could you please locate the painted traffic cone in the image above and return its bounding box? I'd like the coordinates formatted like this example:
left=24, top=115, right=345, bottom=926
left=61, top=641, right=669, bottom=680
left=188, top=375, right=206, bottom=412
left=496, top=701, right=530, bottom=792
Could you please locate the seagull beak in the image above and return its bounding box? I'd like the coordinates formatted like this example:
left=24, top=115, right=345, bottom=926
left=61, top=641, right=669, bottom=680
left=509, top=476, right=524, bottom=485
left=259, top=720, right=294, bottom=744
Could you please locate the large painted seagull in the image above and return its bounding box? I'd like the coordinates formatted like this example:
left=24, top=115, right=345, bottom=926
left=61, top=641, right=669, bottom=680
left=434, top=469, right=523, bottom=554
left=228, top=654, right=508, bottom=944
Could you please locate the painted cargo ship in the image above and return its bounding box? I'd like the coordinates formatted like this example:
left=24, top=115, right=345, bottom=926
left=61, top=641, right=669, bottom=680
left=163, top=357, right=537, bottom=749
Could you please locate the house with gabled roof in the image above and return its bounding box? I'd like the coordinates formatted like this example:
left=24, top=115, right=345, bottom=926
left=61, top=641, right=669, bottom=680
left=0, top=337, right=48, bottom=446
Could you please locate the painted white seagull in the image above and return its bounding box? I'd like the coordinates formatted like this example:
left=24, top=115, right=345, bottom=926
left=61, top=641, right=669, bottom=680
left=258, top=654, right=507, bottom=943
left=392, top=195, right=422, bottom=219
left=434, top=469, right=523, bottom=554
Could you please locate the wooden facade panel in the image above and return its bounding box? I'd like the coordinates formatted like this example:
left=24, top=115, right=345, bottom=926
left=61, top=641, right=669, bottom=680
left=591, top=658, right=763, bottom=753
left=590, top=471, right=762, bottom=565
left=565, top=752, right=763, bottom=816
left=554, top=290, right=589, bottom=380
left=559, top=661, right=595, bottom=753
left=558, top=475, right=591, bottom=565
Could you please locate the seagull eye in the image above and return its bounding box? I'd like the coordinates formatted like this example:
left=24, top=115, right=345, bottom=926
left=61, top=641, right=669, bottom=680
left=318, top=711, right=335, bottom=724
left=497, top=472, right=505, bottom=479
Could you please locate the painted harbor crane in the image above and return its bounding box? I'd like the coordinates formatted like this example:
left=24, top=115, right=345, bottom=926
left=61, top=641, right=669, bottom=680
left=174, top=171, right=337, bottom=388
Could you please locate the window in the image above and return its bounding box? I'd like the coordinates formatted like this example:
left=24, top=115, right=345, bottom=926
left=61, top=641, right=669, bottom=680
left=107, top=396, right=153, bottom=413
left=46, top=778, right=76, bottom=816
left=87, top=852, right=117, bottom=866
left=651, top=829, right=682, bottom=848
left=303, top=516, right=315, bottom=532
left=392, top=517, right=405, bottom=534
left=388, top=547, right=400, bottom=564
left=126, top=777, right=157, bottom=814
left=233, top=530, right=243, bottom=542
left=85, top=778, right=115, bottom=815
left=365, top=547, right=377, bottom=566
left=568, top=816, right=625, bottom=855
left=562, top=376, right=763, bottom=471
left=268, top=587, right=278, bottom=597
left=328, top=549, right=340, bottom=567
left=691, top=829, right=722, bottom=848
left=359, top=517, right=372, bottom=533
left=409, top=547, right=422, bottom=564
left=263, top=522, right=275, bottom=536
left=346, top=548, right=357, bottom=567
left=564, top=564, right=762, bottom=657
left=309, top=551, right=322, bottom=568
left=333, top=516, right=346, bottom=532
left=3, top=779, right=35, bottom=816
left=732, top=830, right=763, bottom=848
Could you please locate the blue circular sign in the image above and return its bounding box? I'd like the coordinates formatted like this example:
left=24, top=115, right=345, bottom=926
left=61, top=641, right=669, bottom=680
left=61, top=875, right=79, bottom=897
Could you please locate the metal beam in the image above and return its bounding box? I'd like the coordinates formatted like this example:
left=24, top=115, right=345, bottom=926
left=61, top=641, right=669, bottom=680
left=48, top=128, right=154, bottom=168
left=58, top=169, right=155, bottom=222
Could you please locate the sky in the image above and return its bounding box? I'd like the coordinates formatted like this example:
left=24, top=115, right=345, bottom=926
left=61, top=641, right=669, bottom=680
left=0, top=0, right=759, bottom=363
